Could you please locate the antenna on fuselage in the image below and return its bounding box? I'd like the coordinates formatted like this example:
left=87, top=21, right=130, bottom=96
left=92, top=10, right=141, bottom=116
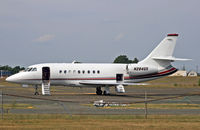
left=72, top=60, right=82, bottom=64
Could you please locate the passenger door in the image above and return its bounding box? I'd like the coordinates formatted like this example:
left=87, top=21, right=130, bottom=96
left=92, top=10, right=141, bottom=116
left=116, top=74, right=123, bottom=82
left=42, top=67, right=50, bottom=81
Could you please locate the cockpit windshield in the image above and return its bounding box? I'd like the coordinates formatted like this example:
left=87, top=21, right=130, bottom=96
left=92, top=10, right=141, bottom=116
left=32, top=68, right=37, bottom=71
left=25, top=67, right=37, bottom=72
left=24, top=68, right=32, bottom=72
left=28, top=68, right=33, bottom=72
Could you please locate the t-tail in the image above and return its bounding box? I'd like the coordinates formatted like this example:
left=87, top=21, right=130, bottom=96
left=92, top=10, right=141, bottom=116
left=139, top=33, right=191, bottom=70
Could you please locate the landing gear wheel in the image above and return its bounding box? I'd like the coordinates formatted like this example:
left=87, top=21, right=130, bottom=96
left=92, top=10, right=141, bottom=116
left=104, top=86, right=110, bottom=95
left=96, top=87, right=102, bottom=95
left=34, top=92, right=39, bottom=95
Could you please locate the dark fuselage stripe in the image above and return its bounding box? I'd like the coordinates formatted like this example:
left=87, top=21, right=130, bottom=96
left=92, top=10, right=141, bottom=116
left=126, top=68, right=177, bottom=79
left=126, top=67, right=177, bottom=79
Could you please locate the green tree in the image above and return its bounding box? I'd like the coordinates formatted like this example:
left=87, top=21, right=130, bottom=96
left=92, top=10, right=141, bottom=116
left=113, top=55, right=139, bottom=64
left=114, top=55, right=130, bottom=63
left=0, top=65, right=12, bottom=72
left=12, top=66, right=25, bottom=74
left=0, top=65, right=25, bottom=74
left=132, top=58, right=139, bottom=63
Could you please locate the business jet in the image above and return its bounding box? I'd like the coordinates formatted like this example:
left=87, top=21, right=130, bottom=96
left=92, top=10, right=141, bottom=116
left=6, top=34, right=190, bottom=95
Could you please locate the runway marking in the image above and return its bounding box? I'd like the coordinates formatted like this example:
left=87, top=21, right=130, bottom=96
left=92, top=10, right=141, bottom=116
left=95, top=103, right=200, bottom=110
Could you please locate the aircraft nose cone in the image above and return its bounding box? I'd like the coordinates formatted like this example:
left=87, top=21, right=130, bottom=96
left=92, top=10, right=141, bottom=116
left=6, top=76, right=14, bottom=82
left=6, top=75, right=18, bottom=83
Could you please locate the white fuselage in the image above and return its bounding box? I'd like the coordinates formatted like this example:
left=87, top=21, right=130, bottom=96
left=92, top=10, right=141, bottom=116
left=6, top=62, right=177, bottom=87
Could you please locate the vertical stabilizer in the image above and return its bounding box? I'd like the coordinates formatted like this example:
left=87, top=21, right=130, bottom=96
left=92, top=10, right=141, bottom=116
left=139, top=34, right=178, bottom=68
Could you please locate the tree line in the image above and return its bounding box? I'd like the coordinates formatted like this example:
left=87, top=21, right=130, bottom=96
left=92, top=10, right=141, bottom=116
left=0, top=65, right=25, bottom=74
left=113, top=55, right=139, bottom=64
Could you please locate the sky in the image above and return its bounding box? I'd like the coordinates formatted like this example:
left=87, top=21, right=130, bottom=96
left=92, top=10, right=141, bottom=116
left=0, top=0, right=200, bottom=71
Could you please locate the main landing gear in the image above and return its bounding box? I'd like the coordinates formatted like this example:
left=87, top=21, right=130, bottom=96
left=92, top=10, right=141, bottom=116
left=96, top=86, right=110, bottom=95
left=34, top=85, right=39, bottom=95
left=96, top=87, right=102, bottom=95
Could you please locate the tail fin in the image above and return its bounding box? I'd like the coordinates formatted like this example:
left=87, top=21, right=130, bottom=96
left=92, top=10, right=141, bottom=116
left=140, top=34, right=190, bottom=68
left=147, top=34, right=178, bottom=59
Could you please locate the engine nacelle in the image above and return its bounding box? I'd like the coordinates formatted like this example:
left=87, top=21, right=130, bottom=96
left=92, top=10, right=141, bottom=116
left=115, top=84, right=125, bottom=93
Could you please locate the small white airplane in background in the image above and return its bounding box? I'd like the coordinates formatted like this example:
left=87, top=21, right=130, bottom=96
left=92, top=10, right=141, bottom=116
left=6, top=34, right=190, bottom=95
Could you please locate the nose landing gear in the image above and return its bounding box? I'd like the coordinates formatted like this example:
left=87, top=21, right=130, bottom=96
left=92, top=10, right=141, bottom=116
left=34, top=85, right=39, bottom=95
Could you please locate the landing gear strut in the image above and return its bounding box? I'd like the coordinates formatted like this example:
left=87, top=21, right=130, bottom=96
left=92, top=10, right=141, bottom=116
left=103, top=86, right=110, bottom=95
left=34, top=85, right=39, bottom=95
left=96, top=87, right=102, bottom=95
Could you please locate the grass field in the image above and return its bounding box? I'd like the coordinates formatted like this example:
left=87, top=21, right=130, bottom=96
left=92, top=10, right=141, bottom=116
left=146, top=76, right=200, bottom=88
left=0, top=114, right=200, bottom=130
left=0, top=78, right=20, bottom=87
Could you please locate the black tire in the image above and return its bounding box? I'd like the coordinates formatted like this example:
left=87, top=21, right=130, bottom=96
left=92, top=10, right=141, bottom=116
left=34, top=92, right=39, bottom=95
left=96, top=87, right=102, bottom=95
left=96, top=90, right=102, bottom=95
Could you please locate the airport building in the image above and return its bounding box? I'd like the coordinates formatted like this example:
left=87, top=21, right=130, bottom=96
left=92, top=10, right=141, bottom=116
left=0, top=70, right=12, bottom=78
left=170, top=70, right=198, bottom=77
left=188, top=70, right=198, bottom=77
left=170, top=70, right=187, bottom=76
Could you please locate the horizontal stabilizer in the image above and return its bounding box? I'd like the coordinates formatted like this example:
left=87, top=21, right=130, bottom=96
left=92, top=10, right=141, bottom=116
left=79, top=81, right=148, bottom=86
left=152, top=56, right=192, bottom=61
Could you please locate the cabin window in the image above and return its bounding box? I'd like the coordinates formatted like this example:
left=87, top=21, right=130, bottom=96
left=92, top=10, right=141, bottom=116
left=59, top=70, right=62, bottom=73
left=88, top=70, right=90, bottom=74
left=68, top=70, right=71, bottom=73
left=93, top=70, right=95, bottom=74
left=78, top=70, right=81, bottom=74
left=64, top=70, right=67, bottom=74
left=73, top=70, right=76, bottom=73
left=82, top=70, right=85, bottom=74
left=97, top=70, right=100, bottom=74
